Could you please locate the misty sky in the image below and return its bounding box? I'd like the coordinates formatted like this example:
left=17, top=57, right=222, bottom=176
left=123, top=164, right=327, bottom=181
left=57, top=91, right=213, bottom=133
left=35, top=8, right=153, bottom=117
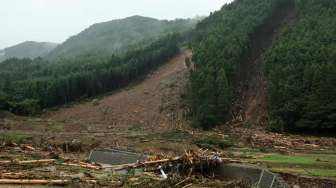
left=0, top=0, right=232, bottom=49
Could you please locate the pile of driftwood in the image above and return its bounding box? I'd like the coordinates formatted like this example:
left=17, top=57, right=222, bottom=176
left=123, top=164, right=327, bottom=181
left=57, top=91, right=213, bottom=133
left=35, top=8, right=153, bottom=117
left=111, top=150, right=223, bottom=172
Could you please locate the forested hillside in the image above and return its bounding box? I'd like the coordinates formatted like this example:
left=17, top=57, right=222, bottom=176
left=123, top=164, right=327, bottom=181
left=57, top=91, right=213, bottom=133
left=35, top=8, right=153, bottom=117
left=0, top=41, right=58, bottom=62
left=0, top=50, right=4, bottom=62
left=188, top=0, right=294, bottom=128
left=265, top=0, right=336, bottom=132
left=1, top=0, right=334, bottom=133
left=188, top=0, right=335, bottom=132
left=0, top=33, right=186, bottom=114
left=47, top=16, right=197, bottom=60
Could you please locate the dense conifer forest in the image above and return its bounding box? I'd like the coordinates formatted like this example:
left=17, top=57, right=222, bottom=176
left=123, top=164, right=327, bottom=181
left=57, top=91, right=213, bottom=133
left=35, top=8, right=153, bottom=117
left=0, top=33, right=185, bottom=114
left=265, top=0, right=336, bottom=131
left=188, top=0, right=335, bottom=131
left=188, top=0, right=294, bottom=128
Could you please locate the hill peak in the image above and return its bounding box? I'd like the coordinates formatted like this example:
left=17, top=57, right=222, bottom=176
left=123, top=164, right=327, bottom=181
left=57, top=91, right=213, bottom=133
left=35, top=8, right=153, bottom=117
left=47, top=16, right=196, bottom=60
left=125, top=15, right=157, bottom=20
left=6, top=41, right=58, bottom=50
left=1, top=41, right=58, bottom=61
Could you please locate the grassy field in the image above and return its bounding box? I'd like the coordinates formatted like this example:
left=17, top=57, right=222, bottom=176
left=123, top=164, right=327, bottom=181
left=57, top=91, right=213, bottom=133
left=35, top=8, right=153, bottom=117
left=255, top=153, right=336, bottom=178
left=223, top=149, right=336, bottom=178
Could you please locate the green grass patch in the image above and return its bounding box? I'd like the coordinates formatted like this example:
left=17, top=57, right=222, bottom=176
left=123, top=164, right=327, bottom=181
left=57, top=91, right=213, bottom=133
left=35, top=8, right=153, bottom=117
left=255, top=153, right=336, bottom=177
left=259, top=153, right=336, bottom=165
left=0, top=132, right=31, bottom=144
left=261, top=154, right=316, bottom=164
left=157, top=130, right=192, bottom=142
left=128, top=124, right=145, bottom=132
left=125, top=124, right=147, bottom=139
left=193, top=135, right=233, bottom=149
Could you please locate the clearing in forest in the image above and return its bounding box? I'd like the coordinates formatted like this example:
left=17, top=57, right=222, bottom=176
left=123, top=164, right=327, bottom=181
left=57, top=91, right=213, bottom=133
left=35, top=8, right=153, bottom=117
left=43, top=49, right=192, bottom=132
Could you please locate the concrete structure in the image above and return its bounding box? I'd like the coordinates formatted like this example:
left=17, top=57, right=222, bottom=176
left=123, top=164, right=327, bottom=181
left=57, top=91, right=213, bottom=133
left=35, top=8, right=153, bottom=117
left=215, top=163, right=289, bottom=188
left=89, top=149, right=147, bottom=165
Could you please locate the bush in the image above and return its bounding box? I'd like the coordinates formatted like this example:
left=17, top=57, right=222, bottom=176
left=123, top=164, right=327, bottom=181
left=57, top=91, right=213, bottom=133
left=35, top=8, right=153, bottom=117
left=193, top=135, right=233, bottom=149
left=160, top=130, right=192, bottom=141
left=10, top=99, right=41, bottom=115
left=0, top=133, right=30, bottom=144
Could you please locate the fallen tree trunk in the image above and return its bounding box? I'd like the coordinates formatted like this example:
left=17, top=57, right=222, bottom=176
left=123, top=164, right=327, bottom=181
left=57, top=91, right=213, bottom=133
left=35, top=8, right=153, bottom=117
left=60, top=162, right=101, bottom=170
left=0, top=159, right=101, bottom=170
left=112, top=156, right=181, bottom=171
left=221, top=158, right=247, bottom=163
left=0, top=179, right=69, bottom=185
left=0, top=159, right=56, bottom=165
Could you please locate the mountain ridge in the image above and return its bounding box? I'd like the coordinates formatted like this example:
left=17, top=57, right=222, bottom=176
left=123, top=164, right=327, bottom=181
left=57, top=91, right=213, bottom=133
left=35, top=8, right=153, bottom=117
left=0, top=41, right=58, bottom=62
left=46, top=15, right=197, bottom=60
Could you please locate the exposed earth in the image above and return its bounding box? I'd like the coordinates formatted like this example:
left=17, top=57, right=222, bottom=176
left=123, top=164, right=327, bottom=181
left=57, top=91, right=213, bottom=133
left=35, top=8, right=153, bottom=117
left=43, top=50, right=192, bottom=133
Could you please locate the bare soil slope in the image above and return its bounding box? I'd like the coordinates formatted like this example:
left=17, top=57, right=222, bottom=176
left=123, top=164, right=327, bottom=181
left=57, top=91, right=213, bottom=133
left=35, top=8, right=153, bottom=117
left=44, top=50, right=192, bottom=132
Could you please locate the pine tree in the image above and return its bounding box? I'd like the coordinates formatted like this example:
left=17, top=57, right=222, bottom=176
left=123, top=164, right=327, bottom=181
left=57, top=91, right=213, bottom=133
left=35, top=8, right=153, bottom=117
left=216, top=67, right=231, bottom=118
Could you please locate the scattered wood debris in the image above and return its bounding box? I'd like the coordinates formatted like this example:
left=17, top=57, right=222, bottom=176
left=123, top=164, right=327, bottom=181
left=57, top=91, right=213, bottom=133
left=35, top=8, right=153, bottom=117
left=110, top=150, right=223, bottom=172
left=0, top=179, right=69, bottom=185
left=0, top=147, right=234, bottom=186
left=226, top=127, right=336, bottom=151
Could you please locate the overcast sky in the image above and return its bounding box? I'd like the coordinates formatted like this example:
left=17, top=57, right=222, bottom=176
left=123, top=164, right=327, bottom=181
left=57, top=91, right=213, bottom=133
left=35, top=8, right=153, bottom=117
left=0, top=0, right=232, bottom=49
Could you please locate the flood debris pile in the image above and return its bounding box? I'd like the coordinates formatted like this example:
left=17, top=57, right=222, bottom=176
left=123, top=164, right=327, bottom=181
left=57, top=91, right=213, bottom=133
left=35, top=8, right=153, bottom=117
left=0, top=144, right=249, bottom=187
left=102, top=150, right=251, bottom=187
left=109, top=150, right=223, bottom=172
